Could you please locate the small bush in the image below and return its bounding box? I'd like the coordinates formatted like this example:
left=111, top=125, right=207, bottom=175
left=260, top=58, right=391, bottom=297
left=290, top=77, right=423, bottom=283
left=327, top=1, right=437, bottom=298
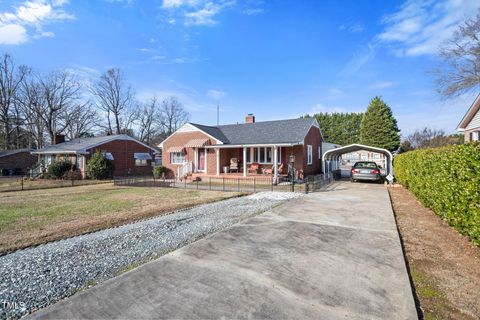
left=86, top=152, right=114, bottom=180
left=153, top=166, right=166, bottom=178
left=46, top=160, right=73, bottom=179
left=63, top=170, right=83, bottom=180
left=394, top=143, right=480, bottom=245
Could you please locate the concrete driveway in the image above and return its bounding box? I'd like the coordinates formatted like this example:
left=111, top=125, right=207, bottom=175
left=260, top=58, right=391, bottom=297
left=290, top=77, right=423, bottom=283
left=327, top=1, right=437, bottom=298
left=30, top=181, right=418, bottom=320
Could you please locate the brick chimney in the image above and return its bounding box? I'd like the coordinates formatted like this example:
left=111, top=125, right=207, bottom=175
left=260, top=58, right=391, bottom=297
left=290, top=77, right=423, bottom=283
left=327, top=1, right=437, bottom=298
left=245, top=114, right=255, bottom=124
left=53, top=134, right=65, bottom=145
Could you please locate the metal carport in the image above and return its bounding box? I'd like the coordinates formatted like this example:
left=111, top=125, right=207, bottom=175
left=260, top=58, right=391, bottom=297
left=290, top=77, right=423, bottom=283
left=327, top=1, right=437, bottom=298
left=322, top=144, right=394, bottom=177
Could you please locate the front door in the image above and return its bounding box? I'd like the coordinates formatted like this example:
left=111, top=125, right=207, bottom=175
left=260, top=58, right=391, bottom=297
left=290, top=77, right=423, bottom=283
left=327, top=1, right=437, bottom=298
left=198, top=148, right=206, bottom=172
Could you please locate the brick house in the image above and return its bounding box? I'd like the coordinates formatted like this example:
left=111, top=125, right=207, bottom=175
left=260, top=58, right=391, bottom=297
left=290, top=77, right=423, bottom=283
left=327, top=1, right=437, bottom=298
left=458, top=94, right=480, bottom=142
left=0, top=148, right=37, bottom=176
left=33, top=134, right=157, bottom=178
left=159, top=115, right=323, bottom=180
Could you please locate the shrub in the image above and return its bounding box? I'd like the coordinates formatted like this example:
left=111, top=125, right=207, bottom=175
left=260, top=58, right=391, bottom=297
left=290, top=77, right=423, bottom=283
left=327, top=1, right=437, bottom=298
left=394, top=143, right=480, bottom=245
left=153, top=166, right=166, bottom=178
left=46, top=160, right=73, bottom=179
left=86, top=152, right=114, bottom=180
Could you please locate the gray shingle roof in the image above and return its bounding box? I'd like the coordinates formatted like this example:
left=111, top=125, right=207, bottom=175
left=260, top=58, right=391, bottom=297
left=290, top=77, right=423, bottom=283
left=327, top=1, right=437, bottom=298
left=34, top=134, right=157, bottom=154
left=0, top=148, right=34, bottom=158
left=190, top=117, right=318, bottom=145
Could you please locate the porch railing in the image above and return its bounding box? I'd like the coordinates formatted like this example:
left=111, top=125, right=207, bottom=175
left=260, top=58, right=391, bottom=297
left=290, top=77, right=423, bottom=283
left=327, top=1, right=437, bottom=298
left=176, top=161, right=193, bottom=180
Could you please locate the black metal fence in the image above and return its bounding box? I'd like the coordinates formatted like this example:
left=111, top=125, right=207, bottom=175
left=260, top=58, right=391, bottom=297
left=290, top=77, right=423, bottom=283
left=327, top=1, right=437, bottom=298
left=0, top=176, right=113, bottom=193
left=113, top=173, right=333, bottom=193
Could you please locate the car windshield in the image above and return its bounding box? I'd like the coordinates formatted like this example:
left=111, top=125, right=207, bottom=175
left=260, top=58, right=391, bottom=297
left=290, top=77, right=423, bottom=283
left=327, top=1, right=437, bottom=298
left=353, top=162, right=378, bottom=168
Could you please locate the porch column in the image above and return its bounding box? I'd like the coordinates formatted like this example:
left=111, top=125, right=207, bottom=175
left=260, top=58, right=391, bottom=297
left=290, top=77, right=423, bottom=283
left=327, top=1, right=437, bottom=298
left=205, top=148, right=208, bottom=174
left=273, top=146, right=278, bottom=179
left=243, top=147, right=247, bottom=177
left=216, top=148, right=220, bottom=176
left=194, top=148, right=198, bottom=173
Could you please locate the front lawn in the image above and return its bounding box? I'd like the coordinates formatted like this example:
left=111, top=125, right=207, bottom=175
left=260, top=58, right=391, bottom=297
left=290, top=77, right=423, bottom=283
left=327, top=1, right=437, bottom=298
left=0, top=184, right=242, bottom=254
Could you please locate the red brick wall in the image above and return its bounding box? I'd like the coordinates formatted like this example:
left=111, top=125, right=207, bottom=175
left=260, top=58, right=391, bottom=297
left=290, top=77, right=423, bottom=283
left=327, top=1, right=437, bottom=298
left=303, top=126, right=322, bottom=176
left=0, top=152, right=37, bottom=175
left=86, top=139, right=154, bottom=176
left=162, top=131, right=217, bottom=177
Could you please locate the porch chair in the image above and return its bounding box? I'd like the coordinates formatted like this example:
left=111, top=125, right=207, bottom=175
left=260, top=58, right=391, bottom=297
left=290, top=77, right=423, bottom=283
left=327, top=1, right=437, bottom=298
left=229, top=158, right=239, bottom=173
left=264, top=163, right=283, bottom=175
left=247, top=162, right=259, bottom=174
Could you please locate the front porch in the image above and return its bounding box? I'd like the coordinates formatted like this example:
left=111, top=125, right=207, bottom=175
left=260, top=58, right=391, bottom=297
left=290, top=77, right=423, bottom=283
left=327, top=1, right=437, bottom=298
left=181, top=144, right=303, bottom=180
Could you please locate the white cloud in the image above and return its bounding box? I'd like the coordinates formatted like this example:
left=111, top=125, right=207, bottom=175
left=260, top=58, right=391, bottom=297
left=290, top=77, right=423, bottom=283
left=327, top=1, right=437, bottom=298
left=0, top=24, right=27, bottom=44
left=378, top=0, right=479, bottom=56
left=207, top=89, right=226, bottom=99
left=242, top=8, right=264, bottom=15
left=0, top=0, right=74, bottom=45
left=160, top=0, right=235, bottom=26
left=369, top=81, right=395, bottom=90
left=339, top=23, right=364, bottom=33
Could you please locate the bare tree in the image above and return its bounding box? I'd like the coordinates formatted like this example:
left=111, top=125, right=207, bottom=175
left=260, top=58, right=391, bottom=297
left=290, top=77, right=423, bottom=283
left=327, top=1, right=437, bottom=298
left=137, top=96, right=160, bottom=145
left=39, top=70, right=82, bottom=144
left=0, top=53, right=29, bottom=149
left=159, top=97, right=189, bottom=137
left=17, top=75, right=47, bottom=148
left=435, top=10, right=480, bottom=98
left=403, top=127, right=463, bottom=150
left=64, top=102, right=98, bottom=140
left=91, top=68, right=134, bottom=134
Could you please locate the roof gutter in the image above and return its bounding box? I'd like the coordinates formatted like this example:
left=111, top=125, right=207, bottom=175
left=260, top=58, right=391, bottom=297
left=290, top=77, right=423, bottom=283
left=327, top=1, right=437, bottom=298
left=207, top=142, right=303, bottom=148
left=31, top=150, right=89, bottom=155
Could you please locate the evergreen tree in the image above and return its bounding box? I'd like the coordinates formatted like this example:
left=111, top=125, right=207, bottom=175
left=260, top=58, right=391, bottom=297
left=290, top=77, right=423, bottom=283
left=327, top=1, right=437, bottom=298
left=360, top=97, right=400, bottom=151
left=309, top=112, right=364, bottom=145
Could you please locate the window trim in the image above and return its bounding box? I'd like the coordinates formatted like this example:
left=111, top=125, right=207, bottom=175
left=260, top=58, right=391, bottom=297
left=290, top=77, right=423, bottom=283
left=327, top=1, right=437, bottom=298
left=247, top=147, right=278, bottom=164
left=170, top=152, right=186, bottom=164
left=135, top=159, right=148, bottom=166
left=307, top=145, right=313, bottom=165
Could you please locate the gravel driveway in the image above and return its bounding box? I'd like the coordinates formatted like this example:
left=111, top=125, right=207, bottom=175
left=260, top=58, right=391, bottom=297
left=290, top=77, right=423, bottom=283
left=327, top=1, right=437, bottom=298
left=0, top=192, right=301, bottom=320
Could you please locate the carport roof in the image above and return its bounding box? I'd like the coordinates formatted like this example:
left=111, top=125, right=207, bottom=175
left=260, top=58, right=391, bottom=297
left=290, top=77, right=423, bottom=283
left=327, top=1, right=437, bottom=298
left=323, top=144, right=393, bottom=160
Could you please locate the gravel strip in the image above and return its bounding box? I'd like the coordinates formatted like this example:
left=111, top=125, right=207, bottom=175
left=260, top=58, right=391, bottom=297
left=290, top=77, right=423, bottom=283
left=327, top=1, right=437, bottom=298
left=0, top=192, right=302, bottom=319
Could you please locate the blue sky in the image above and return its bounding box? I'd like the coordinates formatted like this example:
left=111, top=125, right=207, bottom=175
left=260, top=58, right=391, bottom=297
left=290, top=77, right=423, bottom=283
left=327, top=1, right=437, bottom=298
left=0, top=0, right=479, bottom=136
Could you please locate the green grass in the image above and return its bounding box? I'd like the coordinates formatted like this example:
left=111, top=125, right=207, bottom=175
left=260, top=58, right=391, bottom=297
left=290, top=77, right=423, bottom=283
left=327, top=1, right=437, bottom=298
left=409, top=262, right=466, bottom=319
left=0, top=184, right=242, bottom=253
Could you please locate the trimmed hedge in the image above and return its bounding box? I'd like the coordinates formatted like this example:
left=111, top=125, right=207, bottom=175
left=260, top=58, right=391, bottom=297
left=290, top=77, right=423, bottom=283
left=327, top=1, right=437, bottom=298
left=394, top=143, right=480, bottom=245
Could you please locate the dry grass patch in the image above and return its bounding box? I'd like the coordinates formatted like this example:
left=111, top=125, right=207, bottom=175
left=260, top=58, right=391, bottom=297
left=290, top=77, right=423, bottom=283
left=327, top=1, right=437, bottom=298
left=0, top=183, right=243, bottom=254
left=389, top=186, right=480, bottom=320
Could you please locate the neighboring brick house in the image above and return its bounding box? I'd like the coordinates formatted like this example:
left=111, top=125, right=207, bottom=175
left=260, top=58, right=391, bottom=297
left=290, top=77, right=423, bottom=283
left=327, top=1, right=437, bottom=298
left=458, top=94, right=480, bottom=142
left=159, top=115, right=323, bottom=180
left=33, top=134, right=157, bottom=178
left=0, top=149, right=37, bottom=176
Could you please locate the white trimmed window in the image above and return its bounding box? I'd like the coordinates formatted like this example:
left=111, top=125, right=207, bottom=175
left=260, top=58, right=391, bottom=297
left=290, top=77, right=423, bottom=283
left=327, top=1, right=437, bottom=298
left=307, top=145, right=313, bottom=165
left=247, top=147, right=278, bottom=164
left=170, top=152, right=186, bottom=164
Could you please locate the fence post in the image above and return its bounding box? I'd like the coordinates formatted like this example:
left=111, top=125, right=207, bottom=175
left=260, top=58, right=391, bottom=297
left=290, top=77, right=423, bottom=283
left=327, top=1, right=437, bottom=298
left=271, top=177, right=273, bottom=192
left=71, top=175, right=74, bottom=187
left=253, top=177, right=256, bottom=192
left=209, top=177, right=211, bottom=190
left=237, top=178, right=240, bottom=192
left=21, top=176, right=24, bottom=191
left=305, top=181, right=309, bottom=194
left=222, top=177, right=225, bottom=191
left=291, top=179, right=294, bottom=192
